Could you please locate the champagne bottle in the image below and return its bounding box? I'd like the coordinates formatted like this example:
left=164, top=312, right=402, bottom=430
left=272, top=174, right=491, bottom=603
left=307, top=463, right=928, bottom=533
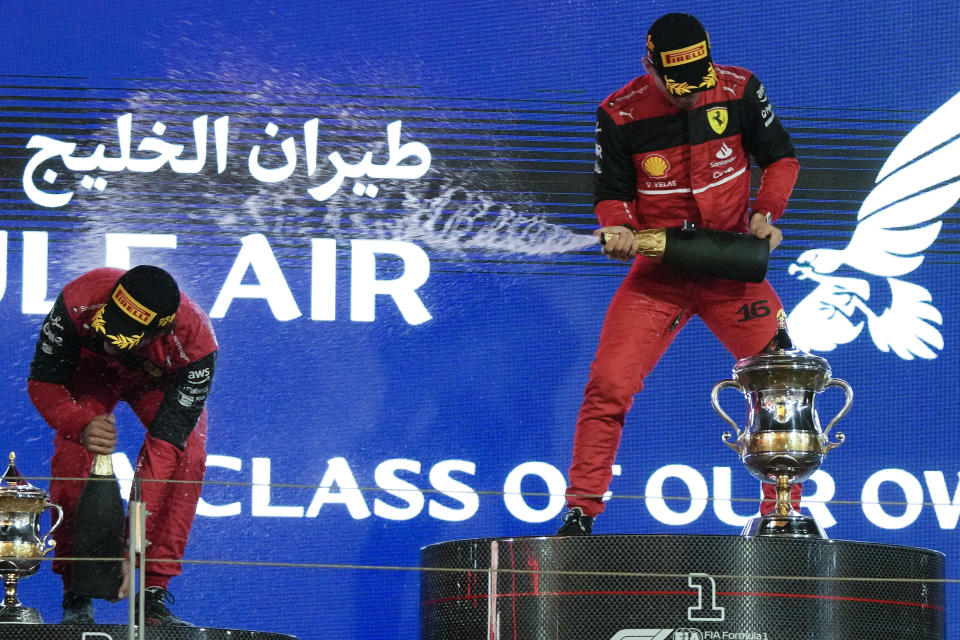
left=69, top=454, right=124, bottom=599
left=600, top=223, right=770, bottom=283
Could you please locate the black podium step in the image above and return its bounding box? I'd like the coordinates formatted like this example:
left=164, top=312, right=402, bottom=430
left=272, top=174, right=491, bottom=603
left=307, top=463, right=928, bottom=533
left=420, top=534, right=945, bottom=640
left=0, top=624, right=297, bottom=640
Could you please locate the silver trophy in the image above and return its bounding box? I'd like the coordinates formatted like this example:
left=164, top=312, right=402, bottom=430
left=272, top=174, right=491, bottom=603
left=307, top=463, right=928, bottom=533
left=711, top=311, right=852, bottom=538
left=0, top=452, right=63, bottom=623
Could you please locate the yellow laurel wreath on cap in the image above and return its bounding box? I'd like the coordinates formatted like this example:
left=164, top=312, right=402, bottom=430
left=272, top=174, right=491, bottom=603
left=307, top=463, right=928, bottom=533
left=91, top=307, right=106, bottom=334
left=664, top=65, right=717, bottom=96
left=664, top=75, right=697, bottom=95
left=106, top=332, right=144, bottom=350
left=157, top=313, right=176, bottom=327
left=699, top=65, right=717, bottom=89
left=91, top=306, right=143, bottom=349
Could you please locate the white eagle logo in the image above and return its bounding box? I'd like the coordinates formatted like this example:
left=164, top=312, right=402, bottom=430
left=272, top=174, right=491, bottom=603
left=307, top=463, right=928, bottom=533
left=787, top=91, right=960, bottom=360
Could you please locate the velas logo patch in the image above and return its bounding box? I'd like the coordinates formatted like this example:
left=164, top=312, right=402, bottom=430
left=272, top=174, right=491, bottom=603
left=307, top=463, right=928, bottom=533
left=112, top=284, right=157, bottom=326
left=660, top=41, right=708, bottom=67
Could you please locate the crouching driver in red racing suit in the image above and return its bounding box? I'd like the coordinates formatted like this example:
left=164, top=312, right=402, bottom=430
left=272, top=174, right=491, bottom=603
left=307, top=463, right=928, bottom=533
left=558, top=13, right=801, bottom=535
left=28, top=265, right=217, bottom=625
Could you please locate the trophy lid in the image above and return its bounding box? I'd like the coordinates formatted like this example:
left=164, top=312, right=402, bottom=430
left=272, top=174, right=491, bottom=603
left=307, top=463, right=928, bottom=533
left=0, top=451, right=48, bottom=500
left=731, top=311, right=832, bottom=389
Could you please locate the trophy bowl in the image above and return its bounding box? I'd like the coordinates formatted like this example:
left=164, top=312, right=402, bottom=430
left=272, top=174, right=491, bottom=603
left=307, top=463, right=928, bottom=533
left=0, top=452, right=63, bottom=624
left=712, top=312, right=853, bottom=538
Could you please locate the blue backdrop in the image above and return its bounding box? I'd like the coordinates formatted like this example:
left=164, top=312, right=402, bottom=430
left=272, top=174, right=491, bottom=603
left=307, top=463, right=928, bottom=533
left=1, top=1, right=958, bottom=638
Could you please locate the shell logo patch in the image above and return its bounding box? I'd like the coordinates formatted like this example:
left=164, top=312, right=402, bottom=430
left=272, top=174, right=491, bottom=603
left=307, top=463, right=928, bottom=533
left=707, top=107, right=728, bottom=135
left=641, top=154, right=670, bottom=178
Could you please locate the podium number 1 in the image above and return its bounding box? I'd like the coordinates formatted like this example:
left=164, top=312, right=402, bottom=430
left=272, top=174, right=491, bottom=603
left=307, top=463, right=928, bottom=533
left=687, top=573, right=725, bottom=622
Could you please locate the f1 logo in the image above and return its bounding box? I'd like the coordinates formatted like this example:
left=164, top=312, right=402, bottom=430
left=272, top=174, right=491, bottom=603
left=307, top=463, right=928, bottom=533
left=609, top=631, right=673, bottom=640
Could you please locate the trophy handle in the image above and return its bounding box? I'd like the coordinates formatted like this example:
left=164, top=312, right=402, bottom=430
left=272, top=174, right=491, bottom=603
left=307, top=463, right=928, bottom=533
left=40, top=501, right=63, bottom=555
left=822, top=378, right=853, bottom=437
left=711, top=379, right=744, bottom=454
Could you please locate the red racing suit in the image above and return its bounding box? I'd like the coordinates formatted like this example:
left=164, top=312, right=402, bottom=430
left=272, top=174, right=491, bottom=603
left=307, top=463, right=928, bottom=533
left=28, top=267, right=218, bottom=589
left=565, top=65, right=801, bottom=518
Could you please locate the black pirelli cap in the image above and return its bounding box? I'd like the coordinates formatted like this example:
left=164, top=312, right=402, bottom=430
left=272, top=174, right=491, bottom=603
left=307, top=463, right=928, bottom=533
left=91, top=265, right=180, bottom=350
left=646, top=13, right=717, bottom=96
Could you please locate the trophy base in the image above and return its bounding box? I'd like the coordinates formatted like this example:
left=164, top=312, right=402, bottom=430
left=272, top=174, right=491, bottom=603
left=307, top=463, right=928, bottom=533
left=0, top=604, right=42, bottom=624
left=741, top=511, right=826, bottom=539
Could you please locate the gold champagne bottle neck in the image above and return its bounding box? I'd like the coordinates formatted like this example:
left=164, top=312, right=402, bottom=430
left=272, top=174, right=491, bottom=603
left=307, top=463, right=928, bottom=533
left=631, top=228, right=667, bottom=258
left=600, top=228, right=667, bottom=259
left=91, top=454, right=114, bottom=476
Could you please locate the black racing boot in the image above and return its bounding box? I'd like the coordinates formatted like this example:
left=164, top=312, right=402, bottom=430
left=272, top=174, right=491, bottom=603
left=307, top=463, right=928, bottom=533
left=61, top=591, right=95, bottom=625
left=136, top=586, right=195, bottom=626
left=556, top=507, right=594, bottom=535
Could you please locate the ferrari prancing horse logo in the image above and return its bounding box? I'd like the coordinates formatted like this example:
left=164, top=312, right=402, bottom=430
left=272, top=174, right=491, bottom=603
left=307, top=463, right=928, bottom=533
left=707, top=107, right=728, bottom=135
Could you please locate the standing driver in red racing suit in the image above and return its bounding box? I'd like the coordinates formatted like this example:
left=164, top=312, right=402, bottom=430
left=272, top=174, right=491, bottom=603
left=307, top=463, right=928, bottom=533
left=557, top=13, right=801, bottom=535
left=28, top=265, right=217, bottom=624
